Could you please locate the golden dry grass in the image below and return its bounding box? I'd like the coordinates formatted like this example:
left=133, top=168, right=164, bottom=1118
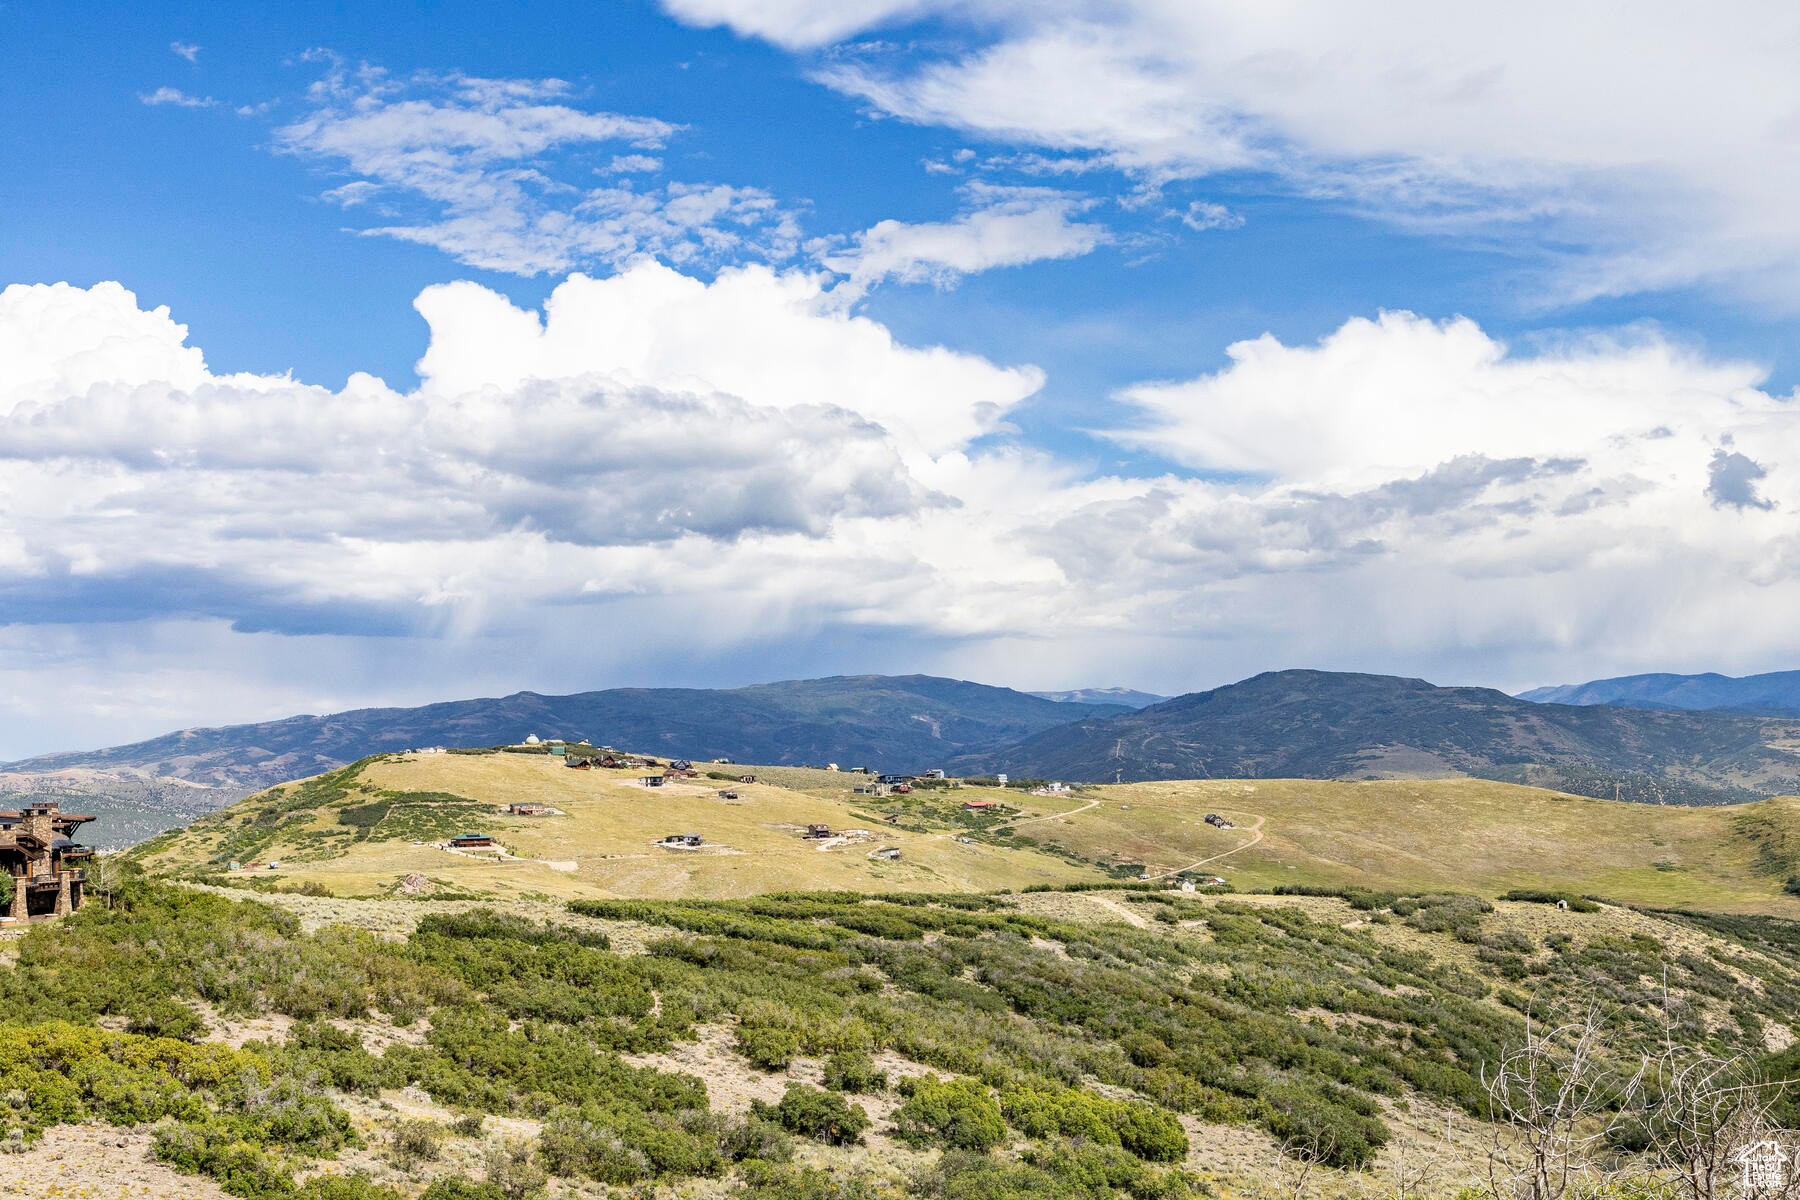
left=138, top=754, right=1800, bottom=914
left=141, top=753, right=1091, bottom=900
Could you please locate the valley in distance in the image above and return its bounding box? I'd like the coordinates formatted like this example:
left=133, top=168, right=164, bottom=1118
left=12, top=667, right=1800, bottom=1200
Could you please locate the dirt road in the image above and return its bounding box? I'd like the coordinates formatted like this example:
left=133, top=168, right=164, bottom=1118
left=991, top=795, right=1101, bottom=833
left=1146, top=811, right=1266, bottom=880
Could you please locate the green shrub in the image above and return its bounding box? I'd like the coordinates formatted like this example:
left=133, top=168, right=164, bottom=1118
left=732, top=1160, right=885, bottom=1199
left=895, top=1077, right=1005, bottom=1151
left=126, top=998, right=208, bottom=1043
left=153, top=1120, right=295, bottom=1199
left=1260, top=1086, right=1388, bottom=1169
left=822, top=1049, right=887, bottom=1094
left=1501, top=889, right=1601, bottom=913
left=735, top=1023, right=802, bottom=1071
left=386, top=1118, right=442, bottom=1167
left=294, top=1176, right=405, bottom=1200
left=1000, top=1085, right=1187, bottom=1162
left=482, top=1137, right=547, bottom=1200
left=752, top=1084, right=869, bottom=1146
left=421, top=1181, right=505, bottom=1200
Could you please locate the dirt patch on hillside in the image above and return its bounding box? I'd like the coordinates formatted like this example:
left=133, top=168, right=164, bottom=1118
left=0, top=1124, right=233, bottom=1199
left=623, top=1025, right=796, bottom=1114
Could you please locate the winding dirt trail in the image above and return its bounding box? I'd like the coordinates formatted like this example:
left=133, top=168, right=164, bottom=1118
left=1086, top=894, right=1152, bottom=927
left=1146, top=811, right=1266, bottom=880
left=991, top=795, right=1102, bottom=833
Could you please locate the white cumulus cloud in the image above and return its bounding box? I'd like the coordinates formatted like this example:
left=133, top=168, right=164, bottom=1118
left=667, top=0, right=1800, bottom=303
left=8, top=270, right=1800, bottom=749
left=815, top=183, right=1108, bottom=296
left=273, top=56, right=801, bottom=275
left=140, top=86, right=216, bottom=108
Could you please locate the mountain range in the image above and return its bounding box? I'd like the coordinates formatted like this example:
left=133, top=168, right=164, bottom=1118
left=0, top=675, right=1128, bottom=834
left=972, top=670, right=1800, bottom=804
left=15, top=668, right=1800, bottom=847
left=1518, top=670, right=1800, bottom=717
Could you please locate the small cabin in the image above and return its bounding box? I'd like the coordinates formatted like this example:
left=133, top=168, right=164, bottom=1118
left=925, top=769, right=946, bottom=779
left=642, top=775, right=665, bottom=788
left=718, top=789, right=740, bottom=800
left=805, top=824, right=831, bottom=839
left=661, top=833, right=702, bottom=847
left=872, top=847, right=901, bottom=861
left=449, top=833, right=494, bottom=849
left=962, top=799, right=999, bottom=811
left=738, top=774, right=756, bottom=784
left=508, top=803, right=550, bottom=816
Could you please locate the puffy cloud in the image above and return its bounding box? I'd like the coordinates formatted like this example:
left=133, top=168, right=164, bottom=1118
left=412, top=261, right=1042, bottom=456
left=668, top=0, right=1800, bottom=302
left=1106, top=312, right=1770, bottom=486
left=815, top=184, right=1108, bottom=295
left=273, top=57, right=800, bottom=275
left=661, top=0, right=938, bottom=48
left=1177, top=201, right=1241, bottom=232
left=140, top=86, right=215, bottom=108
left=0, top=273, right=1043, bottom=642
left=11, top=271, right=1800, bottom=751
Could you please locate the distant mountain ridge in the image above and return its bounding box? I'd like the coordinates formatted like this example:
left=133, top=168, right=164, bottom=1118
left=965, top=669, right=1800, bottom=804
left=1030, top=687, right=1169, bottom=708
left=1519, top=670, right=1800, bottom=717
left=19, top=669, right=1800, bottom=849
left=3, top=674, right=1129, bottom=793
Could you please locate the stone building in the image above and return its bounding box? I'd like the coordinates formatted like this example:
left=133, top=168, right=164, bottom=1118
left=0, top=801, right=96, bottom=920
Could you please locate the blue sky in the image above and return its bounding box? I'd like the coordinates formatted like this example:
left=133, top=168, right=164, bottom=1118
left=3, top=0, right=1800, bottom=757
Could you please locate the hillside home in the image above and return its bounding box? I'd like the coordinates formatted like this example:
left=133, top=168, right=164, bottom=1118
left=872, top=847, right=901, bottom=861
left=507, top=803, right=550, bottom=816
left=0, top=801, right=97, bottom=919
left=962, top=799, right=1000, bottom=811
left=925, top=769, right=946, bottom=779
left=661, top=833, right=703, bottom=847
left=738, top=774, right=756, bottom=784
left=717, top=790, right=739, bottom=800
left=641, top=775, right=665, bottom=788
left=448, top=833, right=495, bottom=849
left=806, top=824, right=832, bottom=839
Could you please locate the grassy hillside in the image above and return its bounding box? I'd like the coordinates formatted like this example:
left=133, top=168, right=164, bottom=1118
left=972, top=669, right=1800, bottom=803
left=128, top=749, right=1099, bottom=900
left=1002, top=777, right=1800, bottom=915
left=124, top=748, right=1800, bottom=915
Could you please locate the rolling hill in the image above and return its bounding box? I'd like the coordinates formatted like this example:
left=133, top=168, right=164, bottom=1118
left=968, top=669, right=1800, bottom=803
left=1520, top=669, right=1800, bottom=716
left=126, top=744, right=1800, bottom=915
